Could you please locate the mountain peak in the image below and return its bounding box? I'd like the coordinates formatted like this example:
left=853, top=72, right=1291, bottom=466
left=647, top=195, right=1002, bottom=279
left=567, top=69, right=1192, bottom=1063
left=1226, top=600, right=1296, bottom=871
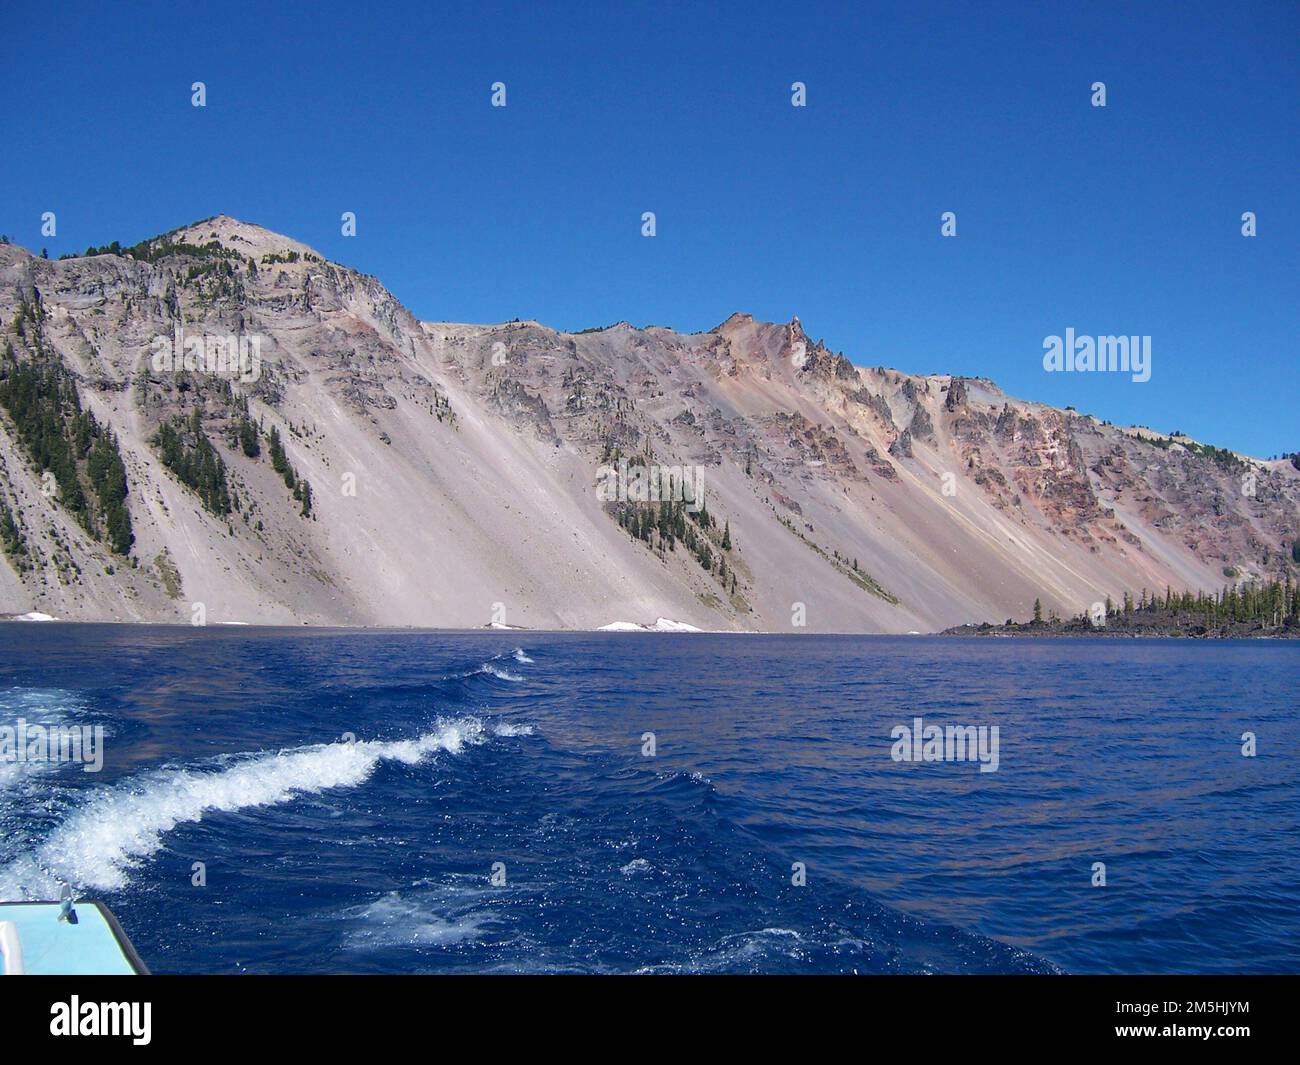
left=713, top=311, right=755, bottom=332
left=166, top=215, right=321, bottom=261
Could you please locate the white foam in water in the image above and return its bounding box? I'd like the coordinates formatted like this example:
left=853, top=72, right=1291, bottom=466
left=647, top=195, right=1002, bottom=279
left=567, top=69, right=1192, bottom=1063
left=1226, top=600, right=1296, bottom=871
left=511, top=648, right=534, bottom=664
left=636, top=928, right=806, bottom=974
left=0, top=716, right=487, bottom=900
left=0, top=688, right=87, bottom=726
left=477, top=664, right=523, bottom=682
left=0, top=689, right=91, bottom=791
left=343, top=890, right=495, bottom=950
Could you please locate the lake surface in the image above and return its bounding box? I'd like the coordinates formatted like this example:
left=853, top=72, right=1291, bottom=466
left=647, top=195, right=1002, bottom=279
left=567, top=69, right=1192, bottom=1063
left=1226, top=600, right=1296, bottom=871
left=1, top=625, right=1295, bottom=973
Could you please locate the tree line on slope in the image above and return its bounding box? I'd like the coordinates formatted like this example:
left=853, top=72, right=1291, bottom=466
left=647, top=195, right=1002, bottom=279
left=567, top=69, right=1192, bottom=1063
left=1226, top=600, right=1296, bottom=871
left=0, top=297, right=134, bottom=556
left=601, top=447, right=737, bottom=596
left=153, top=407, right=313, bottom=521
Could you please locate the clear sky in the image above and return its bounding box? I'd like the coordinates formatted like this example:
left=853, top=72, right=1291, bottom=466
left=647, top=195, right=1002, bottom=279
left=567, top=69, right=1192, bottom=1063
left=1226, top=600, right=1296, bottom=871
left=2, top=0, right=1296, bottom=456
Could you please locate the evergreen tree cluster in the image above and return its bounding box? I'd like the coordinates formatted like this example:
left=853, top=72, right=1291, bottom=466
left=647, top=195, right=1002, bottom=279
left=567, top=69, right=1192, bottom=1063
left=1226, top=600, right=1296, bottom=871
left=1143, top=433, right=1246, bottom=471
left=1182, top=579, right=1300, bottom=630
left=993, top=579, right=1300, bottom=637
left=611, top=494, right=733, bottom=588
left=267, top=425, right=312, bottom=516
left=236, top=415, right=260, bottom=458
left=0, top=494, right=29, bottom=568
left=54, top=223, right=326, bottom=277
left=64, top=235, right=247, bottom=265
left=180, top=256, right=246, bottom=300
left=153, top=409, right=233, bottom=517
left=1097, top=581, right=1300, bottom=628
left=0, top=306, right=134, bottom=555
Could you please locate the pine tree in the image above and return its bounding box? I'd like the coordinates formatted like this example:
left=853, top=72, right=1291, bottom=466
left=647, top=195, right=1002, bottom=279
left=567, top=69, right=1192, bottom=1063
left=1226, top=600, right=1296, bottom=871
left=238, top=417, right=260, bottom=457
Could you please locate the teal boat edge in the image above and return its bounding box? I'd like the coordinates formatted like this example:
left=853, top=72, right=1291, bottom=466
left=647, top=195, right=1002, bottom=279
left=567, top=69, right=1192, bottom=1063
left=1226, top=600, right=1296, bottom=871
left=0, top=901, right=150, bottom=975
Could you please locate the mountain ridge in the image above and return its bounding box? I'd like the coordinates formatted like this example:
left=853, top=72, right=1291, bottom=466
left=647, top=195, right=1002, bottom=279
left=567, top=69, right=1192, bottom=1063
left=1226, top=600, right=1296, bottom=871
left=1, top=218, right=1296, bottom=631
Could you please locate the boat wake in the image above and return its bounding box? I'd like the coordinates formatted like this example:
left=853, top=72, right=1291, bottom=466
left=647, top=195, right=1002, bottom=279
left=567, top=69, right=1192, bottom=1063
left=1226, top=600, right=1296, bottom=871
left=475, top=664, right=523, bottom=683
left=0, top=716, right=493, bottom=899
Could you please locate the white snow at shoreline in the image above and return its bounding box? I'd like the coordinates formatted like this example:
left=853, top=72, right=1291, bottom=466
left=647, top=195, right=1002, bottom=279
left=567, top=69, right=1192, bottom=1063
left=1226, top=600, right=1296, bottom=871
left=597, top=618, right=702, bottom=633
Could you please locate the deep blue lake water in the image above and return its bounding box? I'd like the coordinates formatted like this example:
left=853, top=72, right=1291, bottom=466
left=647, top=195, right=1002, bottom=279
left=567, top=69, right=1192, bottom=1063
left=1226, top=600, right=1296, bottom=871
left=0, top=624, right=1295, bottom=974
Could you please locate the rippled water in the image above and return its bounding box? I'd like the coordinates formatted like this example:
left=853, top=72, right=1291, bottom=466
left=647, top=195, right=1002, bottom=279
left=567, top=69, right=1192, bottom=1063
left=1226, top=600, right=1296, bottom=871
left=0, top=625, right=1295, bottom=973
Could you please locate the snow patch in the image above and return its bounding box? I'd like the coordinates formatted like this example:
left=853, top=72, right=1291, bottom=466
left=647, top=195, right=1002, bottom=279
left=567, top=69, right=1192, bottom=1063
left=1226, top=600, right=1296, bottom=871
left=597, top=618, right=702, bottom=633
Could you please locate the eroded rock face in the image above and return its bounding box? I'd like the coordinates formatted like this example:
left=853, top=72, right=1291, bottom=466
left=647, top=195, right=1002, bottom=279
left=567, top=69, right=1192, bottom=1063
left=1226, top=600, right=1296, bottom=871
left=909, top=406, right=934, bottom=442
left=0, top=216, right=1295, bottom=632
left=889, top=428, right=914, bottom=459
left=849, top=386, right=895, bottom=430
left=945, top=377, right=969, bottom=411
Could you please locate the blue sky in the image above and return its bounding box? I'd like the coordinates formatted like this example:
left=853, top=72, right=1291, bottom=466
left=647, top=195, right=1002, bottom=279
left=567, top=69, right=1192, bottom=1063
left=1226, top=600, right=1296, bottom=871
left=2, top=0, right=1296, bottom=455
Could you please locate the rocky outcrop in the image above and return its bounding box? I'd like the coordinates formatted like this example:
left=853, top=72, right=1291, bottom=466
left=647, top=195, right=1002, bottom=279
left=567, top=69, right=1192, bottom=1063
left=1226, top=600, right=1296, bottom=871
left=945, top=377, right=969, bottom=411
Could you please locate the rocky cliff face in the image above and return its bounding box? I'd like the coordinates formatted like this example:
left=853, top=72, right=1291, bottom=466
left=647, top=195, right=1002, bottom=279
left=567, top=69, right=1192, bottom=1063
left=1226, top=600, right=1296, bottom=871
left=1, top=217, right=1296, bottom=631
